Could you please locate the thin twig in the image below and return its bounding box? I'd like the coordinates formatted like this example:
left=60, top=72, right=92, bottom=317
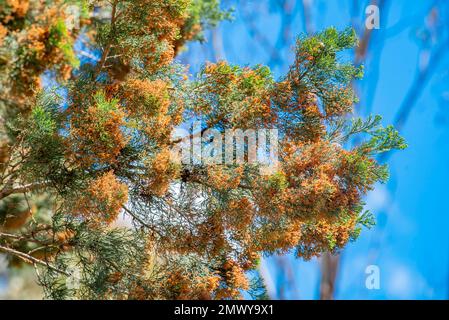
left=0, top=245, right=69, bottom=276
left=0, top=181, right=51, bottom=200
left=122, top=206, right=163, bottom=237
left=94, top=0, right=119, bottom=80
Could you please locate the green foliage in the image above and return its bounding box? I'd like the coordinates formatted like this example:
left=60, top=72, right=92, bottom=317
left=30, top=95, right=61, bottom=136
left=193, top=62, right=274, bottom=129
left=294, top=27, right=363, bottom=87
left=329, top=114, right=407, bottom=157
left=49, top=19, right=80, bottom=68
left=184, top=0, right=233, bottom=42
left=267, top=172, right=289, bottom=191
left=21, top=92, right=64, bottom=168
left=41, top=221, right=147, bottom=299
left=247, top=270, right=269, bottom=300
left=94, top=90, right=120, bottom=113
left=350, top=206, right=376, bottom=241
left=359, top=125, right=408, bottom=155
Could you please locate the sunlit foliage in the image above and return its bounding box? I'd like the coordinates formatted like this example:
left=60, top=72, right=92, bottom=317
left=0, top=0, right=405, bottom=299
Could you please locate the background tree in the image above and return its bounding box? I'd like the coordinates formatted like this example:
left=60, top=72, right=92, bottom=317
left=189, top=0, right=449, bottom=300
left=0, top=0, right=404, bottom=299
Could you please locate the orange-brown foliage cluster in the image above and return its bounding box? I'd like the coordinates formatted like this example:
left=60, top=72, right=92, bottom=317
left=4, top=0, right=30, bottom=19
left=67, top=92, right=127, bottom=168
left=114, top=0, right=189, bottom=74
left=71, top=171, right=128, bottom=225
left=197, top=62, right=276, bottom=129
left=206, top=165, right=244, bottom=191
left=121, top=78, right=183, bottom=142
left=215, top=260, right=249, bottom=299
left=144, top=148, right=179, bottom=197
left=0, top=24, right=7, bottom=45
left=1, top=1, right=78, bottom=107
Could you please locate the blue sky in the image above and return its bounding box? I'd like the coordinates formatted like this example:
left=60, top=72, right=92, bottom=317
left=181, top=0, right=449, bottom=299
